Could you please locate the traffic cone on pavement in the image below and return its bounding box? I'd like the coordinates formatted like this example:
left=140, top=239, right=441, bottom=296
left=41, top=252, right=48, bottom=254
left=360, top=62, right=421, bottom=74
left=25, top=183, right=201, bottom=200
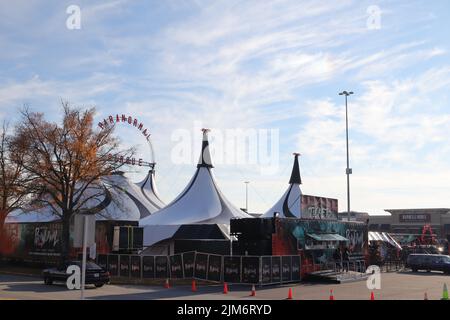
left=370, top=291, right=375, bottom=300
left=287, top=288, right=293, bottom=300
left=424, top=292, right=428, bottom=300
left=164, top=278, right=170, bottom=289
left=223, top=282, right=229, bottom=294
left=442, top=284, right=449, bottom=300
left=250, top=285, right=256, bottom=297
left=329, top=289, right=335, bottom=300
left=191, top=280, right=197, bottom=292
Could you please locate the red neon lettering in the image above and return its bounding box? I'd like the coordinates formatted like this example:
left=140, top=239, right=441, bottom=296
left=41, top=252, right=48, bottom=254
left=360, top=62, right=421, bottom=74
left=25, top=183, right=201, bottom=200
left=139, top=159, right=143, bottom=166
left=128, top=116, right=132, bottom=124
left=109, top=116, right=114, bottom=124
left=116, top=114, right=120, bottom=122
left=121, top=114, right=126, bottom=122
left=138, top=123, right=143, bottom=130
left=133, top=119, right=138, bottom=127
left=98, top=122, right=104, bottom=129
left=142, top=129, right=147, bottom=136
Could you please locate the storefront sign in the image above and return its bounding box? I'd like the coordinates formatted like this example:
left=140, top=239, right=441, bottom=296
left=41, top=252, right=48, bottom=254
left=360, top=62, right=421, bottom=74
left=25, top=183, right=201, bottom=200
left=399, top=214, right=431, bottom=223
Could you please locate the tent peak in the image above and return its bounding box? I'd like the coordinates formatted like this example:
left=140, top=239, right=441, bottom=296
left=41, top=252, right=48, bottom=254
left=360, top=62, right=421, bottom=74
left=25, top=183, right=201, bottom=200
left=289, top=152, right=302, bottom=184
left=197, top=128, right=214, bottom=168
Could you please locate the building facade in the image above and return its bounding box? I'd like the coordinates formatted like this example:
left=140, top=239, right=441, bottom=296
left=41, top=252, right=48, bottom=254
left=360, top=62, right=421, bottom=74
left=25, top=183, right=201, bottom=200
left=369, top=208, right=450, bottom=239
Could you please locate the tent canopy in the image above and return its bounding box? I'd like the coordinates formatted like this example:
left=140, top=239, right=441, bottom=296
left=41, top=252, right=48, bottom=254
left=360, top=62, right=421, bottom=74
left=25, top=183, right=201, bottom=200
left=369, top=231, right=402, bottom=250
left=307, top=233, right=349, bottom=242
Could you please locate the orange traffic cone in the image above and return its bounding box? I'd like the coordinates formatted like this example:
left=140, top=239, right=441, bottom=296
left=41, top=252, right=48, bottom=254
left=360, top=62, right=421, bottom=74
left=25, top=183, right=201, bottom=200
left=223, top=282, right=229, bottom=294
left=424, top=292, right=428, bottom=300
left=250, top=285, right=256, bottom=297
left=164, top=278, right=170, bottom=289
left=370, top=291, right=375, bottom=300
left=191, top=280, right=197, bottom=292
left=287, top=288, right=293, bottom=300
left=329, top=289, right=335, bottom=300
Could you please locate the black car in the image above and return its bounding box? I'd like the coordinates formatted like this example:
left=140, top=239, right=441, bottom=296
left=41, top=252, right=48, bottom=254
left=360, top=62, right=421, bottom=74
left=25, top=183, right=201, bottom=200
left=43, top=261, right=110, bottom=287
left=406, top=254, right=450, bottom=274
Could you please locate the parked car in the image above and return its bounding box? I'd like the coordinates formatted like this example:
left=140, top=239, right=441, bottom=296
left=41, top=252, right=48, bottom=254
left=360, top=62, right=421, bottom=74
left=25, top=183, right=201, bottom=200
left=42, top=260, right=110, bottom=287
left=406, top=254, right=450, bottom=274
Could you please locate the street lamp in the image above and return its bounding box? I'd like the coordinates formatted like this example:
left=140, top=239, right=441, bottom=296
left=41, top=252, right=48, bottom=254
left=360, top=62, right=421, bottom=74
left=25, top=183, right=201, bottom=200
left=244, top=181, right=250, bottom=213
left=339, top=90, right=354, bottom=222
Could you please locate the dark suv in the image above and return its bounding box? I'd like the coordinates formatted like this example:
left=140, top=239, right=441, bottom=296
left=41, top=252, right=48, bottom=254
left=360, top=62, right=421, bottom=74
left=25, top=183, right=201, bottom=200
left=42, top=261, right=110, bottom=287
left=406, top=254, right=450, bottom=274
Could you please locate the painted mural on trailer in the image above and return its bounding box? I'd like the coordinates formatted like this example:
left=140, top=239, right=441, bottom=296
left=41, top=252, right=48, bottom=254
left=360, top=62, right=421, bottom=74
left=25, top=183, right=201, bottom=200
left=272, top=218, right=368, bottom=265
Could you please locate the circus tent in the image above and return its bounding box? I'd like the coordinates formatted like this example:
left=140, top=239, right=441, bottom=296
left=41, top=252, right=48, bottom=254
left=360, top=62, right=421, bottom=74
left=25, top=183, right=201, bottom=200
left=140, top=129, right=252, bottom=248
left=261, top=153, right=303, bottom=218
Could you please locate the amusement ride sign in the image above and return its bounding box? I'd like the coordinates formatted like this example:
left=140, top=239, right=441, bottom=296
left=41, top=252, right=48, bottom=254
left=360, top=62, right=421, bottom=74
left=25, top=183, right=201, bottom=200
left=98, top=114, right=156, bottom=168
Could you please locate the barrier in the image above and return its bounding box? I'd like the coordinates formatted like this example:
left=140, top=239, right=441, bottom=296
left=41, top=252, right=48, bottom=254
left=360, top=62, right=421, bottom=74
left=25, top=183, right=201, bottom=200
left=98, top=252, right=302, bottom=285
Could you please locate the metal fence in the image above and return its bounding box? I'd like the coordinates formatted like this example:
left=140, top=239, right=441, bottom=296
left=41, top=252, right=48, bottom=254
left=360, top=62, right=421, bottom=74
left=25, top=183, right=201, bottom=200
left=97, top=252, right=301, bottom=285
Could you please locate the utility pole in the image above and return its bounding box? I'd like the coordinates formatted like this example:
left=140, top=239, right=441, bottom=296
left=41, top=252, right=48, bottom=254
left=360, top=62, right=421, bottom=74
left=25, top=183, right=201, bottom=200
left=339, top=90, right=354, bottom=222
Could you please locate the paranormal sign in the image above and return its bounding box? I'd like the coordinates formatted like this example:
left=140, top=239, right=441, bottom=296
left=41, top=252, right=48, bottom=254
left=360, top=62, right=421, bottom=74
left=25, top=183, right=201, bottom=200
left=98, top=114, right=156, bottom=168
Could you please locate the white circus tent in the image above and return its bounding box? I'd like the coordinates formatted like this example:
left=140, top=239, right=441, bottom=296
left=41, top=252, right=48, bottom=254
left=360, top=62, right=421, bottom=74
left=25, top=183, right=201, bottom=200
left=6, top=171, right=164, bottom=224
left=262, top=153, right=303, bottom=218
left=139, top=129, right=252, bottom=248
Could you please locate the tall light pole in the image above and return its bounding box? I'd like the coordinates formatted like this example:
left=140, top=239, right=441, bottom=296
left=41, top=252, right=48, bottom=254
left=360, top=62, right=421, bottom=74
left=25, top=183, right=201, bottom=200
left=339, top=90, right=354, bottom=222
left=244, top=181, right=250, bottom=213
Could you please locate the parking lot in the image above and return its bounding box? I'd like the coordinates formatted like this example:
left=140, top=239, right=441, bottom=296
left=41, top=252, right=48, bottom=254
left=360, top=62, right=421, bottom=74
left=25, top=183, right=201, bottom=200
left=0, top=270, right=449, bottom=300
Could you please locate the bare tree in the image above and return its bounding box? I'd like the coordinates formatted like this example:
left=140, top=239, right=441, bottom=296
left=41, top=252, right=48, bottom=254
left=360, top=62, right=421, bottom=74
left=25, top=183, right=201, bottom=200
left=0, top=123, right=33, bottom=240
left=11, top=103, right=134, bottom=262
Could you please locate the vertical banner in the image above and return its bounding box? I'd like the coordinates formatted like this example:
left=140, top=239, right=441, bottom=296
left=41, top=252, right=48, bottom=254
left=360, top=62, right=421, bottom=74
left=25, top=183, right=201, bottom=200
left=261, top=256, right=272, bottom=284
left=142, top=256, right=155, bottom=279
left=183, top=252, right=195, bottom=278
left=223, top=256, right=241, bottom=283
left=242, top=257, right=260, bottom=284
left=271, top=256, right=281, bottom=283
left=155, top=256, right=169, bottom=279
left=194, top=253, right=208, bottom=280
left=291, top=256, right=301, bottom=281
left=108, top=254, right=119, bottom=277
left=130, top=255, right=141, bottom=278
left=281, top=256, right=292, bottom=282
left=207, top=254, right=222, bottom=282
left=97, top=254, right=108, bottom=271
left=170, top=254, right=184, bottom=279
left=119, top=255, right=130, bottom=278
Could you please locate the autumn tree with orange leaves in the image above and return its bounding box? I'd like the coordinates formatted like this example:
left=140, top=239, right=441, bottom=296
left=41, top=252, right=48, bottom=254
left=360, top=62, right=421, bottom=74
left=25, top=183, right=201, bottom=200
left=11, top=103, right=134, bottom=262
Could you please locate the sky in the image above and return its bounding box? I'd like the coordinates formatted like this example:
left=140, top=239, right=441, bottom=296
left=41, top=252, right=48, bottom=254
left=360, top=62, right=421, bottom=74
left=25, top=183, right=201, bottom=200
left=1, top=0, right=450, bottom=215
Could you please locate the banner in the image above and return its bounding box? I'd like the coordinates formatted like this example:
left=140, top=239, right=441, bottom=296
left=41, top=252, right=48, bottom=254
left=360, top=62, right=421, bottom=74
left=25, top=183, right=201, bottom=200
left=301, top=195, right=338, bottom=220
left=223, top=256, right=241, bottom=283
left=291, top=256, right=301, bottom=281
left=155, top=256, right=169, bottom=278
left=242, top=257, right=260, bottom=284
left=271, top=256, right=281, bottom=283
left=182, top=252, right=195, bottom=278
left=142, top=256, right=155, bottom=279
left=119, top=255, right=130, bottom=277
left=207, top=254, right=222, bottom=282
left=194, top=253, right=208, bottom=280
left=131, top=255, right=141, bottom=278
left=97, top=254, right=108, bottom=271
left=108, top=255, right=119, bottom=277
left=261, top=257, right=272, bottom=284
left=170, top=254, right=183, bottom=279
left=281, top=256, right=292, bottom=282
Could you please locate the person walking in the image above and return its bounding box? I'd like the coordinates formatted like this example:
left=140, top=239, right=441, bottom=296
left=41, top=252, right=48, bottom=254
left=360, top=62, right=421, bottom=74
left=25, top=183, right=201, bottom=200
left=333, top=247, right=342, bottom=272
left=343, top=247, right=350, bottom=272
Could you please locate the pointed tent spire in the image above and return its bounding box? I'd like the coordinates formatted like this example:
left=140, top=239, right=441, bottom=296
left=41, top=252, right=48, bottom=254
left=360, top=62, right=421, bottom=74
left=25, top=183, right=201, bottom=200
left=289, top=153, right=302, bottom=184
left=198, top=128, right=214, bottom=168
left=136, top=162, right=165, bottom=216
left=261, top=153, right=303, bottom=218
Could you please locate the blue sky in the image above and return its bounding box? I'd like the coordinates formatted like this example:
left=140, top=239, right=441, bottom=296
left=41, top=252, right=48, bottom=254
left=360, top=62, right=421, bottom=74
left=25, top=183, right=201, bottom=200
left=1, top=0, right=450, bottom=215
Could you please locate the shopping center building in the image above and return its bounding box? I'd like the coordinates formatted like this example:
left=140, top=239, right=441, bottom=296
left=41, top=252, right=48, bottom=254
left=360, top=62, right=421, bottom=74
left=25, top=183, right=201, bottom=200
left=368, top=208, right=450, bottom=240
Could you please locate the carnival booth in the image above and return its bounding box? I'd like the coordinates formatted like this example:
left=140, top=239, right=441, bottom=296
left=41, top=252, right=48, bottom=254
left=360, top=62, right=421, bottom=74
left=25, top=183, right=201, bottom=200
left=231, top=154, right=368, bottom=277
